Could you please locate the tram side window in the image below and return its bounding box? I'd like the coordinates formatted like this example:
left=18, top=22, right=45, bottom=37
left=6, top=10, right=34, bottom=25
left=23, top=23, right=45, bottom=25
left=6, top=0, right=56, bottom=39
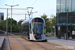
left=29, top=24, right=32, bottom=33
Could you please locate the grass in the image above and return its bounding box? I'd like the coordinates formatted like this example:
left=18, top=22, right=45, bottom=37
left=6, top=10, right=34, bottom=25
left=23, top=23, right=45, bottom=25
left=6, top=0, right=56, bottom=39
left=46, top=34, right=56, bottom=37
left=10, top=36, right=22, bottom=38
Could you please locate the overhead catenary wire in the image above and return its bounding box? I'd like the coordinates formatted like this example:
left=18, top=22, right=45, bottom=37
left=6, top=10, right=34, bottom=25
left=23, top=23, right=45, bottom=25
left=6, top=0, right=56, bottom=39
left=31, top=0, right=37, bottom=6
left=0, top=8, right=26, bottom=10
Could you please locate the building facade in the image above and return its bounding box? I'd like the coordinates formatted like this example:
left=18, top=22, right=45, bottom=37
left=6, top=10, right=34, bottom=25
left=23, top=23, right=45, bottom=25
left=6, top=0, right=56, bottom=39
left=0, top=13, right=4, bottom=21
left=56, top=0, right=75, bottom=38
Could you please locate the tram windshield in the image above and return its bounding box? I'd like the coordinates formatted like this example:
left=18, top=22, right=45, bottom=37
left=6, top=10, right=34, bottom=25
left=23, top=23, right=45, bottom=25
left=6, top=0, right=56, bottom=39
left=32, top=22, right=43, bottom=34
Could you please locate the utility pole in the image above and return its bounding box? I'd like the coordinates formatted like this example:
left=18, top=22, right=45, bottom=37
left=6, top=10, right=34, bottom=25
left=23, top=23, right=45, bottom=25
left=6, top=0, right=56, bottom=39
left=5, top=4, right=19, bottom=34
left=27, top=7, right=33, bottom=18
left=66, top=7, right=68, bottom=40
left=31, top=11, right=37, bottom=18
left=25, top=13, right=26, bottom=20
left=6, top=8, right=8, bottom=36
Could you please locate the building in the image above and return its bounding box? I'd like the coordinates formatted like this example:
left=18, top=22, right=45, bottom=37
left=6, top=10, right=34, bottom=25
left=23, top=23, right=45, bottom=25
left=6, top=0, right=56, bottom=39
left=0, top=13, right=4, bottom=21
left=56, top=0, right=75, bottom=38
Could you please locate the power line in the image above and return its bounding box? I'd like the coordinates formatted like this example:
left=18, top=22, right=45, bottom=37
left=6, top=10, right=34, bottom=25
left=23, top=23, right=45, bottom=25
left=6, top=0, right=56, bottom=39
left=5, top=4, right=19, bottom=34
left=31, top=0, right=37, bottom=6
left=0, top=8, right=26, bottom=10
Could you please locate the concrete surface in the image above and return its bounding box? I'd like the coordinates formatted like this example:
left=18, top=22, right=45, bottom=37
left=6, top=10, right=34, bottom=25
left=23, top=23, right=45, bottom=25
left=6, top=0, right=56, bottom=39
left=0, top=37, right=5, bottom=50
left=46, top=37, right=75, bottom=46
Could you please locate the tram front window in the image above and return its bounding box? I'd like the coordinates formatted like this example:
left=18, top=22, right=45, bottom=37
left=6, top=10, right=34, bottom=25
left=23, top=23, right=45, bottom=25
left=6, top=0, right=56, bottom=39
left=32, top=22, right=43, bottom=34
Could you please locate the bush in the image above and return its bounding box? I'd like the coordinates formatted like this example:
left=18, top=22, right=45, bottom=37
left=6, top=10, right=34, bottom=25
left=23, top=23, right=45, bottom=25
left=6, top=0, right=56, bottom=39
left=46, top=33, right=56, bottom=37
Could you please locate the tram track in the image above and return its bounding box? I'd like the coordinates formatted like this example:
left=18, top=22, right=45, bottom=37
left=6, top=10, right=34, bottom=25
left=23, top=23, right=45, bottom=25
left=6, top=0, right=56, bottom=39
left=7, top=37, right=72, bottom=50
left=38, top=42, right=72, bottom=50
left=9, top=37, right=28, bottom=50
left=44, top=42, right=66, bottom=50
left=8, top=37, right=47, bottom=50
left=35, top=42, right=66, bottom=50
left=15, top=37, right=29, bottom=50
left=18, top=38, right=70, bottom=50
left=35, top=42, right=49, bottom=50
left=18, top=38, right=47, bottom=50
left=21, top=38, right=65, bottom=50
left=8, top=37, right=11, bottom=50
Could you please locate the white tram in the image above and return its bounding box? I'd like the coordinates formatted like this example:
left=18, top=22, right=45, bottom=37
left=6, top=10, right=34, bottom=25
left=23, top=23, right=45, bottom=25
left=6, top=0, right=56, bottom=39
left=21, top=17, right=47, bottom=41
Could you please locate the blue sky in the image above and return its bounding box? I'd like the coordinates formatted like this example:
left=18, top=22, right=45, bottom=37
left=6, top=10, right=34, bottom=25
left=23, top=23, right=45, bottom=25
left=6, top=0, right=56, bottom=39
left=0, top=0, right=56, bottom=21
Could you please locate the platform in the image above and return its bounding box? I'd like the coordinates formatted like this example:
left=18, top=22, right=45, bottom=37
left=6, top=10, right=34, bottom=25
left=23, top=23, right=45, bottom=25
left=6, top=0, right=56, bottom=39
left=0, top=37, right=5, bottom=50
left=46, top=37, right=75, bottom=47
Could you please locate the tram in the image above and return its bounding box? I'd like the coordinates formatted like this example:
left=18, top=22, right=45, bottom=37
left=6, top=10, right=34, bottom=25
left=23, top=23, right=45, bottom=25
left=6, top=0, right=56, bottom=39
left=21, top=17, right=47, bottom=41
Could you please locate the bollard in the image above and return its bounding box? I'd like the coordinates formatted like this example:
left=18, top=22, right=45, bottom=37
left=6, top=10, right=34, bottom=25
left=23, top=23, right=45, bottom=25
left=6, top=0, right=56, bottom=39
left=64, top=33, right=68, bottom=40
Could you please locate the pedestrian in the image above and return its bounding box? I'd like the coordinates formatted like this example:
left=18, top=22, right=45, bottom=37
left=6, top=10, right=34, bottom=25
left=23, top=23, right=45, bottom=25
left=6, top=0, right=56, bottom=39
left=72, top=30, right=74, bottom=35
left=72, top=30, right=74, bottom=38
left=68, top=31, right=70, bottom=39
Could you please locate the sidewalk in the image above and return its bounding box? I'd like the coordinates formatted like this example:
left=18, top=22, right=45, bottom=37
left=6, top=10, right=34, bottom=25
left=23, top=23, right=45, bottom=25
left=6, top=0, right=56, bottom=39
left=46, top=37, right=75, bottom=46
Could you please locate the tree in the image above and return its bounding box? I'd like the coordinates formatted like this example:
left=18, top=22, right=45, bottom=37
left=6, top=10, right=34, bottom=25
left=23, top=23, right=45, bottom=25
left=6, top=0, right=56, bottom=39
left=0, top=20, right=6, bottom=31
left=50, top=15, right=56, bottom=34
left=0, top=18, right=18, bottom=32
left=41, top=14, right=51, bottom=33
left=17, top=20, right=24, bottom=32
left=8, top=18, right=17, bottom=25
left=7, top=18, right=18, bottom=32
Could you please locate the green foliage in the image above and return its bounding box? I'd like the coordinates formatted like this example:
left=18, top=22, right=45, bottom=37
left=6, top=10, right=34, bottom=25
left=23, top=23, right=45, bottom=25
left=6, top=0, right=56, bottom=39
left=41, top=14, right=56, bottom=34
left=17, top=20, right=24, bottom=32
left=50, top=15, right=56, bottom=27
left=0, top=14, right=56, bottom=34
left=41, top=14, right=51, bottom=32
left=17, top=20, right=23, bottom=27
left=0, top=18, right=23, bottom=33
left=50, top=15, right=56, bottom=34
left=0, top=20, right=6, bottom=31
left=8, top=18, right=17, bottom=25
left=8, top=18, right=18, bottom=32
left=46, top=33, right=56, bottom=37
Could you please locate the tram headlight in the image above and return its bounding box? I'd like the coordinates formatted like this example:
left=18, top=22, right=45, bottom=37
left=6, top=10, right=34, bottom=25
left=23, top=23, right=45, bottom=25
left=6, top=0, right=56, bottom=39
left=41, top=34, right=42, bottom=38
left=34, top=34, right=35, bottom=37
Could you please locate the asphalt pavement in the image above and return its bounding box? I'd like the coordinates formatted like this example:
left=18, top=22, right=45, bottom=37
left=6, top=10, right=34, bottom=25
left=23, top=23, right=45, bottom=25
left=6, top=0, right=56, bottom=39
left=46, top=37, right=75, bottom=46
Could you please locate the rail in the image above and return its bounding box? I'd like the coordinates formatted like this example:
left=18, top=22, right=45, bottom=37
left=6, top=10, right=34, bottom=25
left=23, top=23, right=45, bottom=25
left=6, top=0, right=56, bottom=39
left=8, top=37, right=11, bottom=50
left=15, top=37, right=29, bottom=50
left=35, top=42, right=49, bottom=50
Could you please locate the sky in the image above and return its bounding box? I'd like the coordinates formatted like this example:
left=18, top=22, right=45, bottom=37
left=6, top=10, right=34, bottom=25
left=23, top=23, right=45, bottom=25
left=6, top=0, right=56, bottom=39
left=0, top=0, right=56, bottom=21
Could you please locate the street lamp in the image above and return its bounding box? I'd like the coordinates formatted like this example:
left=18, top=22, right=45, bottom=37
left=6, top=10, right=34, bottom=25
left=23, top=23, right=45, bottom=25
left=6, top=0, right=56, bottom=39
left=27, top=7, right=33, bottom=18
left=6, top=9, right=8, bottom=36
left=5, top=4, right=19, bottom=34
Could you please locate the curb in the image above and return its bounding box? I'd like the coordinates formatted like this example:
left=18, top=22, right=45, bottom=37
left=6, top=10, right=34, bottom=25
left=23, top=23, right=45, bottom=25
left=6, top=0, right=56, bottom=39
left=0, top=37, right=5, bottom=50
left=48, top=40, right=75, bottom=46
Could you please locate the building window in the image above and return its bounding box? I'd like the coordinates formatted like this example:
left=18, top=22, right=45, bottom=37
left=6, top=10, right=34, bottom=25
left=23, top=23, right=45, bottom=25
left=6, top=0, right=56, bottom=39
left=57, top=0, right=60, bottom=13
left=61, top=0, right=65, bottom=12
left=68, top=0, right=71, bottom=12
left=72, top=0, right=75, bottom=11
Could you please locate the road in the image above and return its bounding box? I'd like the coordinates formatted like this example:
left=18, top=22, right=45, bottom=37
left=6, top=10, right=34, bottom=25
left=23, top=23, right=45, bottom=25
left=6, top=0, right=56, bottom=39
left=1, top=36, right=73, bottom=50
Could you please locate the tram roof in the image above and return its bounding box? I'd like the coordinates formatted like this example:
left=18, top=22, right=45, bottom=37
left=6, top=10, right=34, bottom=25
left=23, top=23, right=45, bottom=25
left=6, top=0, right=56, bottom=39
left=21, top=17, right=45, bottom=25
